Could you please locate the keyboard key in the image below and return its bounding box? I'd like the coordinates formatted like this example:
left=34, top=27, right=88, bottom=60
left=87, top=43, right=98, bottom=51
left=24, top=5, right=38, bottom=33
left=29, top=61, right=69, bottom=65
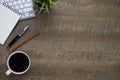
left=21, top=15, right=25, bottom=18
left=22, top=0, right=27, bottom=3
left=29, top=11, right=34, bottom=14
left=23, top=7, right=32, bottom=12
left=17, top=0, right=22, bottom=4
left=25, top=12, right=29, bottom=17
left=20, top=4, right=24, bottom=8
left=12, top=6, right=15, bottom=9
left=27, top=0, right=32, bottom=2
left=19, top=9, right=23, bottom=13
left=15, top=5, right=19, bottom=9
left=13, top=1, right=17, bottom=5
left=9, top=2, right=12, bottom=6
left=5, top=0, right=9, bottom=2
left=30, top=13, right=35, bottom=17
left=24, top=3, right=32, bottom=7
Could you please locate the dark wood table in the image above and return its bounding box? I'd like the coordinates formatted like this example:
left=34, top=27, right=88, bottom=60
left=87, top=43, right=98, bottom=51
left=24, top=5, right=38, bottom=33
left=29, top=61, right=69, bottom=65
left=0, top=0, right=120, bottom=80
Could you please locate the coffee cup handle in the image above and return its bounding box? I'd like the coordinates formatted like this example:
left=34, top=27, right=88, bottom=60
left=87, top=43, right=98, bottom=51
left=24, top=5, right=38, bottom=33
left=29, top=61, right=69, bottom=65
left=6, top=70, right=11, bottom=76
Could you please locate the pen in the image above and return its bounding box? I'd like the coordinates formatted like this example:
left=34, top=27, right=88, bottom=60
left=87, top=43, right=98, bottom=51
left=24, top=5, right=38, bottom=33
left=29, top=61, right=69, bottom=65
left=11, top=32, right=39, bottom=51
left=7, top=25, right=29, bottom=48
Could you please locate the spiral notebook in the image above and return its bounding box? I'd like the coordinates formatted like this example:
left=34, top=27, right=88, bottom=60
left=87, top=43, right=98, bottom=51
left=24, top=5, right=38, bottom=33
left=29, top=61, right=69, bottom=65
left=0, top=3, right=21, bottom=45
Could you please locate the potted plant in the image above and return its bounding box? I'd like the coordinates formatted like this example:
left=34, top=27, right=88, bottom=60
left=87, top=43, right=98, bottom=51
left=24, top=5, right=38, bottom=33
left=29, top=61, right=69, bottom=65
left=33, top=0, right=58, bottom=14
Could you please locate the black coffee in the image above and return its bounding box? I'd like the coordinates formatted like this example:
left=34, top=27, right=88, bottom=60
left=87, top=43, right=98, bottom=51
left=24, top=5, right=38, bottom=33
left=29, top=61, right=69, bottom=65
left=9, top=53, right=29, bottom=72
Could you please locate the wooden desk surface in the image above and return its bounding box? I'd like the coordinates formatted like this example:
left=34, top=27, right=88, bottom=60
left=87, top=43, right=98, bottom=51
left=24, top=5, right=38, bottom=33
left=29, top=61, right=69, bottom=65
left=0, top=0, right=120, bottom=80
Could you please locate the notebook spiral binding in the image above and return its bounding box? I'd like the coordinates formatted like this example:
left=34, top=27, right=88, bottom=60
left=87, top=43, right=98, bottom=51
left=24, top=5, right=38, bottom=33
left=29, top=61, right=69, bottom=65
left=2, top=3, right=21, bottom=16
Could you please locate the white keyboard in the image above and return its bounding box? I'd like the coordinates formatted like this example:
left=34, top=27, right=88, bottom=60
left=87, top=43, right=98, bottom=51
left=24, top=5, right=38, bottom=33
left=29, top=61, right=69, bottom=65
left=1, top=0, right=35, bottom=20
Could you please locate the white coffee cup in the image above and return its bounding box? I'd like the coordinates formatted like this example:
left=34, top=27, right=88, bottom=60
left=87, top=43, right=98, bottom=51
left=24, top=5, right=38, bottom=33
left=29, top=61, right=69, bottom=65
left=6, top=51, right=31, bottom=76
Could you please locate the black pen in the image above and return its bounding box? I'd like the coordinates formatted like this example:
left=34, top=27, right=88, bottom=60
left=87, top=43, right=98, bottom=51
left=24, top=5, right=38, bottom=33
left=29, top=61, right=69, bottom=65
left=7, top=25, right=29, bottom=48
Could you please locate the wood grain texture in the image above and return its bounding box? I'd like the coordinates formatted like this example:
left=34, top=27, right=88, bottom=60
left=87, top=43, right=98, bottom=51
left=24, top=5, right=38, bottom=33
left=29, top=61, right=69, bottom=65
left=0, top=0, right=120, bottom=80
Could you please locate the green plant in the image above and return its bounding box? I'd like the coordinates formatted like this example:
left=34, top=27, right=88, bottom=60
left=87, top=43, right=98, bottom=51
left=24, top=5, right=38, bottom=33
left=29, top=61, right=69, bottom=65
left=33, top=0, right=58, bottom=14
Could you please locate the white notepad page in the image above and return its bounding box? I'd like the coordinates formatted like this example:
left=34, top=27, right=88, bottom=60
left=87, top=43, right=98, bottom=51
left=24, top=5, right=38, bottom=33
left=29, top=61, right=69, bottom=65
left=0, top=3, right=21, bottom=45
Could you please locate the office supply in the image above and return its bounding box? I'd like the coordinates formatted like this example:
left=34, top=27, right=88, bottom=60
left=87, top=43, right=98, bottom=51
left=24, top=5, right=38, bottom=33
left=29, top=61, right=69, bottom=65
left=11, top=32, right=39, bottom=51
left=0, top=3, right=21, bottom=45
left=7, top=25, right=29, bottom=48
left=2, top=0, right=35, bottom=20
